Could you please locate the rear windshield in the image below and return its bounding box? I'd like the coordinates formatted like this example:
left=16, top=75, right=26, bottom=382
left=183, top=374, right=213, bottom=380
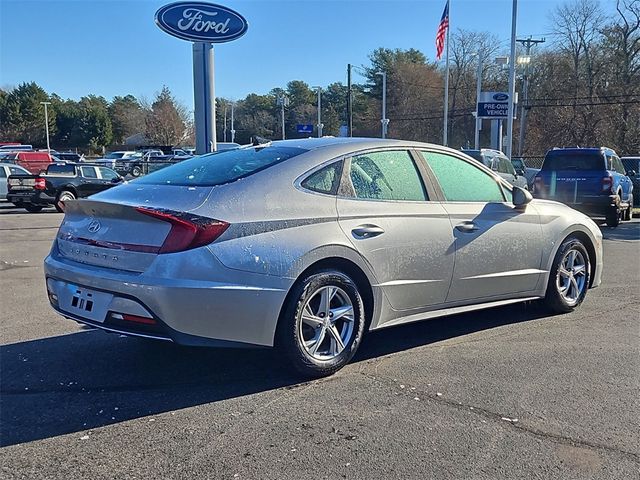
left=462, top=150, right=484, bottom=163
left=542, top=152, right=604, bottom=171
left=46, top=164, right=76, bottom=175
left=135, top=146, right=307, bottom=187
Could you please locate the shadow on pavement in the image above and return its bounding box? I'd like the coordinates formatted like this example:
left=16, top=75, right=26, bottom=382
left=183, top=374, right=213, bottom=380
left=1, top=302, right=551, bottom=447
left=599, top=219, right=640, bottom=241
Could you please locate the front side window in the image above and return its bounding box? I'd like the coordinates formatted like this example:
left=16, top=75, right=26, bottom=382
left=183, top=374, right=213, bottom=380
left=301, top=161, right=342, bottom=194
left=420, top=151, right=505, bottom=203
left=499, top=157, right=516, bottom=175
left=135, top=146, right=307, bottom=187
left=0, top=168, right=6, bottom=178
left=348, top=150, right=427, bottom=201
left=98, top=167, right=118, bottom=180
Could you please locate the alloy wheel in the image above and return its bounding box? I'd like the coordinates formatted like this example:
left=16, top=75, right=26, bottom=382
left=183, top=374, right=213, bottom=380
left=299, top=285, right=355, bottom=361
left=556, top=248, right=587, bottom=306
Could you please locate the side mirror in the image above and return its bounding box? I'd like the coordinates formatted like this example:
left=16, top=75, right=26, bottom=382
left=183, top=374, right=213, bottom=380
left=627, top=170, right=636, bottom=177
left=512, top=186, right=533, bottom=210
left=112, top=176, right=123, bottom=183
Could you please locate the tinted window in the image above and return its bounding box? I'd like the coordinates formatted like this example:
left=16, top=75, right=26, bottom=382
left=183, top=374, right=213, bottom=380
left=301, top=161, right=342, bottom=194
left=621, top=157, right=640, bottom=174
left=46, top=164, right=76, bottom=175
left=613, top=157, right=625, bottom=174
left=135, top=146, right=307, bottom=187
left=0, top=168, right=5, bottom=178
left=81, top=167, right=98, bottom=178
left=9, top=166, right=28, bottom=175
left=98, top=167, right=118, bottom=180
left=421, top=151, right=505, bottom=202
left=499, top=157, right=515, bottom=175
left=105, top=152, right=126, bottom=159
left=542, top=152, right=604, bottom=171
left=349, top=150, right=427, bottom=201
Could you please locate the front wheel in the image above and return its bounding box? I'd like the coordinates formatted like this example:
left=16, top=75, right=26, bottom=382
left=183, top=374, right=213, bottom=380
left=131, top=166, right=142, bottom=177
left=542, top=236, right=591, bottom=314
left=276, top=270, right=365, bottom=378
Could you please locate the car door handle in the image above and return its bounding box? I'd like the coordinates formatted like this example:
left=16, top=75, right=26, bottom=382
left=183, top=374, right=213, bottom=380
left=455, top=222, right=479, bottom=233
left=352, top=225, right=385, bottom=239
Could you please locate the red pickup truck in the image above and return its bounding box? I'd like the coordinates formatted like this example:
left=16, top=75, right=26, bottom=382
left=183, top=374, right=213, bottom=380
left=0, top=151, right=54, bottom=173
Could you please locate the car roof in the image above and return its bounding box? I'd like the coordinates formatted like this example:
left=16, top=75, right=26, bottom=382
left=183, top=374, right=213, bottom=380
left=548, top=147, right=616, bottom=155
left=0, top=162, right=29, bottom=169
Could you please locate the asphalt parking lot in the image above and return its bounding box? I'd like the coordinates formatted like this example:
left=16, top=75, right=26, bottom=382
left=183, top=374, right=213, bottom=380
left=1, top=202, right=639, bottom=479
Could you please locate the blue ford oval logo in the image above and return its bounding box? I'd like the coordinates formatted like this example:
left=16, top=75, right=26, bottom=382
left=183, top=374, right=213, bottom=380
left=155, top=2, right=248, bottom=43
left=493, top=93, right=509, bottom=101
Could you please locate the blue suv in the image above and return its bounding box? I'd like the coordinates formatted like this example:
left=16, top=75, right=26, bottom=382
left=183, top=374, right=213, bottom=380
left=533, top=147, right=634, bottom=227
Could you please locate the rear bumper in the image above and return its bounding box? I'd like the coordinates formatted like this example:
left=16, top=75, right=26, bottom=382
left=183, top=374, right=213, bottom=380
left=536, top=194, right=618, bottom=216
left=7, top=191, right=56, bottom=205
left=44, top=246, right=292, bottom=347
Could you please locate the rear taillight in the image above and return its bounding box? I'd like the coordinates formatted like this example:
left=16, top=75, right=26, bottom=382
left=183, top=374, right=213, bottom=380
left=602, top=175, right=613, bottom=193
left=34, top=178, right=46, bottom=190
left=135, top=207, right=229, bottom=254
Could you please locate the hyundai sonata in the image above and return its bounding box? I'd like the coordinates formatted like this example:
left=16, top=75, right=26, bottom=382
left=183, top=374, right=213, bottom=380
left=45, top=138, right=603, bottom=377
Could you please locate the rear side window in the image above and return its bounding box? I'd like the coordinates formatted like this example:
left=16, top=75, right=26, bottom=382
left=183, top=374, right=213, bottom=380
left=301, top=161, right=342, bottom=194
left=81, top=166, right=98, bottom=178
left=348, top=150, right=427, bottom=201
left=135, top=146, right=307, bottom=187
left=47, top=164, right=76, bottom=175
left=98, top=167, right=118, bottom=180
left=542, top=152, right=604, bottom=171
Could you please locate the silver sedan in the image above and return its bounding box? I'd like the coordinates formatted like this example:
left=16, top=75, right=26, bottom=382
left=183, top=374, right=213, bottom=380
left=44, top=138, right=603, bottom=377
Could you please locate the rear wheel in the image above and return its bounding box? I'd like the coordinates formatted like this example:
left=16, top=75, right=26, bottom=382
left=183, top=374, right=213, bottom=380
left=55, top=190, right=76, bottom=213
left=131, top=166, right=142, bottom=177
left=623, top=196, right=633, bottom=221
left=542, top=236, right=590, bottom=313
left=24, top=204, right=43, bottom=213
left=277, top=270, right=365, bottom=378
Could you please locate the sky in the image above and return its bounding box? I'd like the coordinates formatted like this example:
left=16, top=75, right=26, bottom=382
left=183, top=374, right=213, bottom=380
left=0, top=0, right=617, bottom=109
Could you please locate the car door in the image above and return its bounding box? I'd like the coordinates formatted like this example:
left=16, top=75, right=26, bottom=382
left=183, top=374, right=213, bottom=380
left=612, top=155, right=632, bottom=203
left=0, top=166, right=7, bottom=199
left=336, top=149, right=455, bottom=312
left=418, top=150, right=544, bottom=303
left=78, top=166, right=103, bottom=197
left=96, top=167, right=121, bottom=192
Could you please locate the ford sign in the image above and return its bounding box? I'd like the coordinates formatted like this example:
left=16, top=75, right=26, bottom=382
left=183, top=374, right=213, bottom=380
left=155, top=2, right=248, bottom=43
left=493, top=93, right=509, bottom=102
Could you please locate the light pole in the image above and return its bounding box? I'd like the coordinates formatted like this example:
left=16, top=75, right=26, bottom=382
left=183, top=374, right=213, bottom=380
left=313, top=86, right=323, bottom=138
left=276, top=94, right=289, bottom=140
left=516, top=36, right=545, bottom=156
left=230, top=102, right=236, bottom=143
left=40, top=101, right=51, bottom=153
left=377, top=72, right=389, bottom=138
left=223, top=103, right=228, bottom=142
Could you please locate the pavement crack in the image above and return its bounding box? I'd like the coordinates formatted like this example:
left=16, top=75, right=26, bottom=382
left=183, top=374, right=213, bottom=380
left=356, top=370, right=640, bottom=463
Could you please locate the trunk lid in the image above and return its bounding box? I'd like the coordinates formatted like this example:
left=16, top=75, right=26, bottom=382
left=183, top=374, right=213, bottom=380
left=56, top=183, right=213, bottom=272
left=7, top=174, right=39, bottom=193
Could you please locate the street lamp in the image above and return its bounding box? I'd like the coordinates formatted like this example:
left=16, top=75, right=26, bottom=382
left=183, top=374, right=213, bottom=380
left=40, top=101, right=51, bottom=153
left=230, top=101, right=236, bottom=143
left=377, top=72, right=389, bottom=139
left=312, top=86, right=323, bottom=138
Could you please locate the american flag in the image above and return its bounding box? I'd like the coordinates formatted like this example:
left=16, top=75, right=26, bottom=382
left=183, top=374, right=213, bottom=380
left=435, top=1, right=449, bottom=61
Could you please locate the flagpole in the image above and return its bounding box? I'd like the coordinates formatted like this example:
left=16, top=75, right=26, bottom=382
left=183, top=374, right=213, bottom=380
left=442, top=0, right=450, bottom=146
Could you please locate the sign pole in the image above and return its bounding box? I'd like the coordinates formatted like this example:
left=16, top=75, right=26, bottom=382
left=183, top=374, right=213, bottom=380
left=505, top=0, right=518, bottom=159
left=474, top=57, right=482, bottom=149
left=193, top=42, right=216, bottom=154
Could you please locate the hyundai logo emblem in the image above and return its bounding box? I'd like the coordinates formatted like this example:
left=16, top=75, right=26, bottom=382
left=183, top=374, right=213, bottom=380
left=87, top=219, right=101, bottom=233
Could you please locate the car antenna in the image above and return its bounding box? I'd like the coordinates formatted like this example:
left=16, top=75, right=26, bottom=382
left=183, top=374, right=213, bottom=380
left=252, top=135, right=272, bottom=147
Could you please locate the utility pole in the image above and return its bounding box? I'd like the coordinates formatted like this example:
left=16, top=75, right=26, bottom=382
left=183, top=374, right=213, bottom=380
left=378, top=71, right=389, bottom=138
left=277, top=94, right=289, bottom=140
left=223, top=103, right=228, bottom=142
left=313, top=86, right=323, bottom=138
left=347, top=64, right=353, bottom=137
left=505, top=0, right=518, bottom=160
left=516, top=36, right=545, bottom=156
left=40, top=102, right=51, bottom=153
left=474, top=55, right=483, bottom=149
left=230, top=102, right=236, bottom=143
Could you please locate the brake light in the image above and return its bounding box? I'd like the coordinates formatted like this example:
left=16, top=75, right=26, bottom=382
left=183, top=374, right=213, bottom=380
left=35, top=178, right=46, bottom=190
left=135, top=207, right=229, bottom=253
left=602, top=175, right=613, bottom=193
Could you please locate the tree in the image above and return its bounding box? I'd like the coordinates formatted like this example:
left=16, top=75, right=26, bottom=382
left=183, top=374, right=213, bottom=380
left=0, top=82, right=55, bottom=146
left=144, top=86, right=191, bottom=146
left=109, top=95, right=145, bottom=144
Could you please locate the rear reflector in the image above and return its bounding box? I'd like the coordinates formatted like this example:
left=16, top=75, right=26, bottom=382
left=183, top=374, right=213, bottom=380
left=111, top=313, right=157, bottom=325
left=135, top=207, right=229, bottom=254
left=602, top=175, right=613, bottom=193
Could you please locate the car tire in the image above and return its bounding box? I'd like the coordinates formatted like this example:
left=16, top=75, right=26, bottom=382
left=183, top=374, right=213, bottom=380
left=55, top=190, right=76, bottom=213
left=24, top=204, right=43, bottom=213
left=542, top=236, right=591, bottom=314
left=131, top=166, right=142, bottom=177
left=276, top=270, right=365, bottom=378
left=605, top=207, right=620, bottom=228
left=624, top=196, right=633, bottom=221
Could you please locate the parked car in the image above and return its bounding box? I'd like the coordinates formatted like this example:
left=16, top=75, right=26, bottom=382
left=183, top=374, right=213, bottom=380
left=0, top=151, right=55, bottom=173
left=115, top=151, right=177, bottom=177
left=462, top=148, right=529, bottom=190
left=55, top=152, right=85, bottom=163
left=511, top=157, right=540, bottom=189
left=0, top=162, right=31, bottom=200
left=93, top=151, right=141, bottom=170
left=0, top=144, right=33, bottom=151
left=7, top=162, right=123, bottom=213
left=44, top=138, right=603, bottom=377
left=621, top=156, right=640, bottom=207
left=533, top=147, right=634, bottom=227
